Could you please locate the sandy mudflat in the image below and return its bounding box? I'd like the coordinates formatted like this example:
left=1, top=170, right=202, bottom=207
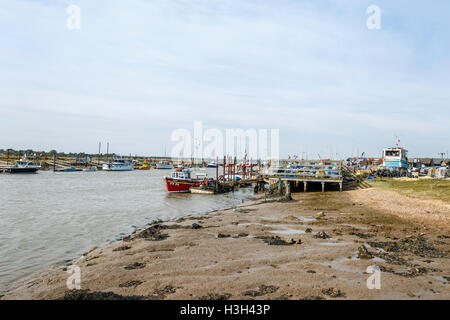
left=3, top=189, right=450, bottom=300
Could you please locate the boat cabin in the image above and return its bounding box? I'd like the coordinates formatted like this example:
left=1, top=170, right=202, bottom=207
left=382, top=147, right=408, bottom=169
left=171, top=169, right=192, bottom=180
left=15, top=160, right=37, bottom=168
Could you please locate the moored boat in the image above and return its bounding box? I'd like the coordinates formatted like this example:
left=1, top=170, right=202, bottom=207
left=10, top=158, right=41, bottom=174
left=164, top=167, right=201, bottom=192
left=207, top=161, right=217, bottom=168
left=82, top=166, right=97, bottom=172
left=156, top=161, right=173, bottom=169
left=137, top=162, right=151, bottom=170
left=57, top=167, right=77, bottom=172
left=102, top=159, right=134, bottom=171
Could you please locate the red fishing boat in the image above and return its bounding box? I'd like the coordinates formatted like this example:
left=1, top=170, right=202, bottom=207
left=164, top=167, right=201, bottom=193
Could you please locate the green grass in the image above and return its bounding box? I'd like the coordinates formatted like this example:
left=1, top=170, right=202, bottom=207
left=370, top=179, right=450, bottom=203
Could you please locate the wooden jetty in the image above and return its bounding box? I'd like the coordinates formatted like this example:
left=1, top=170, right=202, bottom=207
left=266, top=159, right=357, bottom=196
left=187, top=158, right=358, bottom=196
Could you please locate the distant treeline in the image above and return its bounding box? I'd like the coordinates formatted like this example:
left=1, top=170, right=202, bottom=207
left=0, top=149, right=176, bottom=159
left=0, top=149, right=116, bottom=158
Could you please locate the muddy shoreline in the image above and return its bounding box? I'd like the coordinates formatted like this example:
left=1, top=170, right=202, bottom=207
left=3, top=189, right=450, bottom=300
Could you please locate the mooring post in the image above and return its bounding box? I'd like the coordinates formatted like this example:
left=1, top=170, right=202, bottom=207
left=339, top=182, right=343, bottom=192
left=321, top=182, right=325, bottom=193
left=223, top=156, right=226, bottom=183
left=285, top=181, right=292, bottom=200
left=233, top=157, right=237, bottom=181
left=98, top=142, right=101, bottom=166
left=215, top=156, right=219, bottom=193
left=303, top=181, right=307, bottom=192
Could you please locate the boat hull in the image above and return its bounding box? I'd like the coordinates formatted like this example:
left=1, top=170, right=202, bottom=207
left=164, top=177, right=198, bottom=193
left=190, top=187, right=215, bottom=194
left=156, top=164, right=173, bottom=169
left=9, top=167, right=39, bottom=174
left=102, top=164, right=133, bottom=171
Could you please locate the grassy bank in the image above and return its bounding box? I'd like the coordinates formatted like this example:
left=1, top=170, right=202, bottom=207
left=370, top=178, right=450, bottom=203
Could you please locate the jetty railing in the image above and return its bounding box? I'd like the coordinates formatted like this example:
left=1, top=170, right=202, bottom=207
left=269, top=160, right=344, bottom=180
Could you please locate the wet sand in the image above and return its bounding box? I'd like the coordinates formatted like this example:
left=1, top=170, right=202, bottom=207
left=3, top=189, right=450, bottom=300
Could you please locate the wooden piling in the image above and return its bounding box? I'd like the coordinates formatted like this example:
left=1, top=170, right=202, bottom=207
left=285, top=181, right=291, bottom=199
left=223, top=156, right=226, bottom=183
left=215, top=156, right=219, bottom=193
left=98, top=142, right=101, bottom=166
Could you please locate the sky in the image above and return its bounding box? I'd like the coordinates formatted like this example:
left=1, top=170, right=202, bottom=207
left=0, top=0, right=449, bottom=159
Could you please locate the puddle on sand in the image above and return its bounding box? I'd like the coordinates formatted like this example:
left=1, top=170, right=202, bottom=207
left=199, top=264, right=216, bottom=270
left=299, top=217, right=316, bottom=223
left=260, top=217, right=279, bottom=221
left=238, top=222, right=314, bottom=236
left=318, top=241, right=354, bottom=247
left=319, top=254, right=365, bottom=275
left=269, top=229, right=305, bottom=235
left=238, top=222, right=272, bottom=228
left=371, top=257, right=386, bottom=263
left=432, top=276, right=448, bottom=283
left=318, top=250, right=390, bottom=275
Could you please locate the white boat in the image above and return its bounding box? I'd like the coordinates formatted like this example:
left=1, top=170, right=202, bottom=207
left=82, top=166, right=97, bottom=172
left=102, top=159, right=133, bottom=171
left=207, top=161, right=217, bottom=168
left=156, top=161, right=173, bottom=169
left=10, top=157, right=41, bottom=173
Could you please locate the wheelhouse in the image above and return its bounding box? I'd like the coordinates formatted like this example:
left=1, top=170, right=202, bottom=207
left=382, top=147, right=408, bottom=169
left=171, top=169, right=191, bottom=180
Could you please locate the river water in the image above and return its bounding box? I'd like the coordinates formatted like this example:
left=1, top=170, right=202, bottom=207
left=0, top=169, right=254, bottom=293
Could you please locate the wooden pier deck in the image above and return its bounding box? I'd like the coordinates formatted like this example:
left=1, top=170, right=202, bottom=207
left=267, top=160, right=348, bottom=193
